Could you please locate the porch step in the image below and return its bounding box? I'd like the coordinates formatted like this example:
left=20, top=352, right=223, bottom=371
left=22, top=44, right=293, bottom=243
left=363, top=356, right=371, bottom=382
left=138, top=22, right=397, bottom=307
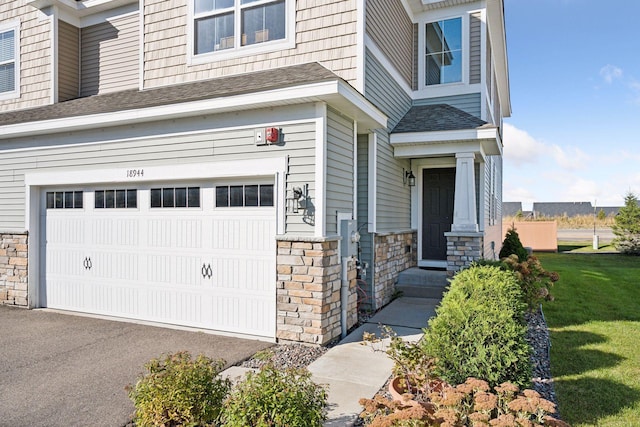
left=396, top=268, right=449, bottom=299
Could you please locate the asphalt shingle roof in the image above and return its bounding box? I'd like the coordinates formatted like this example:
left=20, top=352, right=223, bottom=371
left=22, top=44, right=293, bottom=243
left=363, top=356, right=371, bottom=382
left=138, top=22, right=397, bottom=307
left=0, top=62, right=339, bottom=126
left=392, top=104, right=486, bottom=133
left=533, top=202, right=620, bottom=217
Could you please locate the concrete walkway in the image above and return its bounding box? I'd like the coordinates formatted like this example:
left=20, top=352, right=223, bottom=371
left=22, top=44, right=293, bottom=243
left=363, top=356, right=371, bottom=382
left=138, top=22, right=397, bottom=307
left=307, top=297, right=440, bottom=426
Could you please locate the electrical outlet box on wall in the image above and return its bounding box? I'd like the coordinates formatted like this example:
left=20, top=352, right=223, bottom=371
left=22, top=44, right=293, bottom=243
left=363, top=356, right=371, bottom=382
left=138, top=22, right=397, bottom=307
left=254, top=128, right=266, bottom=145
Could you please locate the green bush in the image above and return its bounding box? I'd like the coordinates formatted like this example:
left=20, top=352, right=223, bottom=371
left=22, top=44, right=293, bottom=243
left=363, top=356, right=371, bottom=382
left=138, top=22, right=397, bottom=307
left=223, top=365, right=327, bottom=427
left=499, top=226, right=529, bottom=261
left=475, top=256, right=559, bottom=311
left=422, top=265, right=532, bottom=388
left=127, top=352, right=230, bottom=427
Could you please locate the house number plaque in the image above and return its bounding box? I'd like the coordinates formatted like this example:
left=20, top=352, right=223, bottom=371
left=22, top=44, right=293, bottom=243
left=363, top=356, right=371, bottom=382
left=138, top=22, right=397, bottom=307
left=126, top=169, right=144, bottom=178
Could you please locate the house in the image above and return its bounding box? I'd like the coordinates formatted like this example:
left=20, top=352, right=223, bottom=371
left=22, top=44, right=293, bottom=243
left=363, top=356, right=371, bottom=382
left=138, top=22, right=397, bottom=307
left=0, top=0, right=509, bottom=345
left=533, top=202, right=620, bottom=218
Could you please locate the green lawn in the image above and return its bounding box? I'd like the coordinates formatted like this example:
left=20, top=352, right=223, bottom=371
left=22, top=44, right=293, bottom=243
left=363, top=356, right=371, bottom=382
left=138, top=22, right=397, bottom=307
left=536, top=251, right=640, bottom=426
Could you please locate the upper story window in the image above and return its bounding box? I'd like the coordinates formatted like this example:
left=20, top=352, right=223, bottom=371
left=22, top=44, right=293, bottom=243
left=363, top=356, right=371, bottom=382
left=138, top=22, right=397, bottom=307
left=425, top=17, right=462, bottom=86
left=194, top=0, right=286, bottom=56
left=0, top=22, right=19, bottom=100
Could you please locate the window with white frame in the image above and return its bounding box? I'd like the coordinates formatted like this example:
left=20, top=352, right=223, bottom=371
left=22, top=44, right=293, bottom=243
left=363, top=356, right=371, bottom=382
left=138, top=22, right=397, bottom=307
left=425, top=17, right=462, bottom=86
left=0, top=23, right=18, bottom=97
left=193, top=0, right=286, bottom=55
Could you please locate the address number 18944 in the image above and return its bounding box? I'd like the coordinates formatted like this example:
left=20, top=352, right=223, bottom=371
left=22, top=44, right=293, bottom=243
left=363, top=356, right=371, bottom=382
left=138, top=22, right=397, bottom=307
left=126, top=169, right=144, bottom=178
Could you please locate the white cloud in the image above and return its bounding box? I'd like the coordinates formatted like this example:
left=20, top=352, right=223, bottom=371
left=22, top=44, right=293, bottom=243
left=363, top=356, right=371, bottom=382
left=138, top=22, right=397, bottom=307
left=502, top=123, right=544, bottom=166
left=503, top=123, right=589, bottom=170
left=503, top=184, right=537, bottom=205
left=549, top=145, right=590, bottom=171
left=600, top=64, right=623, bottom=84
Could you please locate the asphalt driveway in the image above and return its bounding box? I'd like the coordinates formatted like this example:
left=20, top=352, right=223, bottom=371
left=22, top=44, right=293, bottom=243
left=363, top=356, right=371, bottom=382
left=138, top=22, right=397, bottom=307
left=0, top=306, right=272, bottom=427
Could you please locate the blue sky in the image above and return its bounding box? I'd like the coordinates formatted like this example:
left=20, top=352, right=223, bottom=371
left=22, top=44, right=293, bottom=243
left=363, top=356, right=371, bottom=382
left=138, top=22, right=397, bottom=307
left=503, top=0, right=640, bottom=209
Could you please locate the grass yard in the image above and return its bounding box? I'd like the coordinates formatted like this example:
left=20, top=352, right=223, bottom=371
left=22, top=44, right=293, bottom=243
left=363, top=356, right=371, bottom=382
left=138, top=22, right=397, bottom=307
left=537, top=251, right=640, bottom=426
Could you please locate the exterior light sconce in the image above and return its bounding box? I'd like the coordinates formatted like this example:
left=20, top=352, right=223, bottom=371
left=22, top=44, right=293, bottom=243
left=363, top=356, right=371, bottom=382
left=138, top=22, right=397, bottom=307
left=288, top=186, right=305, bottom=213
left=404, top=170, right=416, bottom=187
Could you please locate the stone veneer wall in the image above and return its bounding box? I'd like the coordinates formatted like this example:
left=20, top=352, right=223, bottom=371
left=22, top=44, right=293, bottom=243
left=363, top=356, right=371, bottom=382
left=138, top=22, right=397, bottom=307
left=276, top=238, right=357, bottom=345
left=373, top=231, right=417, bottom=308
left=0, top=233, right=29, bottom=307
left=445, top=232, right=483, bottom=276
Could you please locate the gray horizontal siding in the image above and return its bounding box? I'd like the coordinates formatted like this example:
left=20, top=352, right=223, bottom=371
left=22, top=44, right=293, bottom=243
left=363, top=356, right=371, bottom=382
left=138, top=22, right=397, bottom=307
left=366, top=0, right=413, bottom=87
left=58, top=20, right=79, bottom=101
left=483, top=155, right=503, bottom=258
left=356, top=135, right=373, bottom=302
left=326, top=108, right=354, bottom=235
left=0, top=121, right=316, bottom=234
left=364, top=49, right=412, bottom=130
left=413, top=93, right=482, bottom=119
left=81, top=13, right=139, bottom=97
left=470, top=11, right=481, bottom=85
left=375, top=130, right=410, bottom=232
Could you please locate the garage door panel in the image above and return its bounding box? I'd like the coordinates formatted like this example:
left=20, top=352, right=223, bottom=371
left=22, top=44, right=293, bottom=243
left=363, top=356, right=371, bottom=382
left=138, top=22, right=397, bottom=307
left=47, top=215, right=85, bottom=245
left=43, top=185, right=277, bottom=339
left=90, top=218, right=140, bottom=247
left=147, top=219, right=173, bottom=248
left=175, top=219, right=203, bottom=249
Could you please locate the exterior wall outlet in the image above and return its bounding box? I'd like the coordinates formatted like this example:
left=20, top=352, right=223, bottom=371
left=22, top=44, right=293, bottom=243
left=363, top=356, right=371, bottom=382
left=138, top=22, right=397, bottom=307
left=255, top=128, right=265, bottom=145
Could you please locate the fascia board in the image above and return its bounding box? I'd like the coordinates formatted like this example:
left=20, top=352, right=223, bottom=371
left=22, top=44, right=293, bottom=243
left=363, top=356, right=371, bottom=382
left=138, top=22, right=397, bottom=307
left=27, top=0, right=138, bottom=18
left=393, top=140, right=483, bottom=158
left=0, top=81, right=387, bottom=140
left=390, top=127, right=500, bottom=156
left=487, top=0, right=511, bottom=116
left=391, top=128, right=482, bottom=144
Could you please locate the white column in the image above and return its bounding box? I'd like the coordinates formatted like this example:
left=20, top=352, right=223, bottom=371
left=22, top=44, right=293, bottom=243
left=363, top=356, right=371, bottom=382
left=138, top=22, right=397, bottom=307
left=452, top=152, right=479, bottom=232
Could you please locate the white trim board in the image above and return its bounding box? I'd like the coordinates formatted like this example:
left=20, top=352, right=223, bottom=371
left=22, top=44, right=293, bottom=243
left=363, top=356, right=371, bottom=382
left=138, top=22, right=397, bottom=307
left=0, top=80, right=387, bottom=140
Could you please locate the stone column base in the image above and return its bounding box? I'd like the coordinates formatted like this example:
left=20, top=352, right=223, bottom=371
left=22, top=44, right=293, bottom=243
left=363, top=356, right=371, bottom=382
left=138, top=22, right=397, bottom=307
left=0, top=233, right=29, bottom=307
left=444, top=231, right=483, bottom=277
left=276, top=237, right=357, bottom=345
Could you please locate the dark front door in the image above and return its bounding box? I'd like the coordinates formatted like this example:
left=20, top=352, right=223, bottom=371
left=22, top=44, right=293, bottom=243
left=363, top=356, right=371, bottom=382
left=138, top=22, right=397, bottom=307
left=422, top=168, right=455, bottom=260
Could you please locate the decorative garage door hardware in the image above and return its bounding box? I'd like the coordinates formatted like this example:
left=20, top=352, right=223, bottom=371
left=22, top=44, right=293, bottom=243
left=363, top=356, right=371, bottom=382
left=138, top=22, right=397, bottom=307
left=201, top=263, right=213, bottom=279
left=83, top=257, right=93, bottom=270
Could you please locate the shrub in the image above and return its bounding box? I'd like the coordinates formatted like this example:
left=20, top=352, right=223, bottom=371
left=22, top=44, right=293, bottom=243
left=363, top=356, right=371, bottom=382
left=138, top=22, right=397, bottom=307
left=502, top=254, right=559, bottom=311
left=499, top=226, right=529, bottom=261
left=222, top=365, right=327, bottom=427
left=359, top=378, right=569, bottom=427
left=612, top=192, right=640, bottom=255
left=421, top=265, right=532, bottom=388
left=363, top=325, right=437, bottom=400
left=127, top=351, right=231, bottom=427
left=475, top=256, right=559, bottom=311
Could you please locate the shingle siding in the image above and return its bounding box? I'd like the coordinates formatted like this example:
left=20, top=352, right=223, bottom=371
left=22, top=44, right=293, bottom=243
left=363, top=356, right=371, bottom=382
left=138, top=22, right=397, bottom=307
left=143, top=0, right=358, bottom=89
left=0, top=1, right=51, bottom=111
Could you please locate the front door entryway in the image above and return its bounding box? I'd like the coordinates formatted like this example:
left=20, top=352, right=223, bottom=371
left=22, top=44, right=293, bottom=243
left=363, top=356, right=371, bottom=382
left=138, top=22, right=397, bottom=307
left=422, top=168, right=455, bottom=261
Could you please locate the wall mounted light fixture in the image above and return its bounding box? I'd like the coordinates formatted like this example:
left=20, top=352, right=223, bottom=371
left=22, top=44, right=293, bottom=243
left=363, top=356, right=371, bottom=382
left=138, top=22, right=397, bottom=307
left=404, top=170, right=416, bottom=187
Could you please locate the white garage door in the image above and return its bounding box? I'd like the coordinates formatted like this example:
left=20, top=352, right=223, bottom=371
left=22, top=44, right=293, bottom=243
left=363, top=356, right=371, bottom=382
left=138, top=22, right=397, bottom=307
left=41, top=182, right=277, bottom=339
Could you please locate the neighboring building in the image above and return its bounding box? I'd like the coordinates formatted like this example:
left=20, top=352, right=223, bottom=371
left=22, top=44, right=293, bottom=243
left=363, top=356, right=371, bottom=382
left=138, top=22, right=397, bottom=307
left=502, top=202, right=522, bottom=217
left=533, top=202, right=620, bottom=218
left=0, top=0, right=509, bottom=344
